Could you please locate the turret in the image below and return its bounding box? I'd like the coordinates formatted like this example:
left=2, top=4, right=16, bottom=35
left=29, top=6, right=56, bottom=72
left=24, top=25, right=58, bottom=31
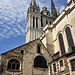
left=41, top=7, right=50, bottom=16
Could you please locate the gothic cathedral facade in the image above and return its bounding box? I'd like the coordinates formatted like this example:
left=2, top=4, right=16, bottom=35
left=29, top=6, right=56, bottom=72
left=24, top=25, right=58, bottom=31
left=0, top=0, right=75, bottom=75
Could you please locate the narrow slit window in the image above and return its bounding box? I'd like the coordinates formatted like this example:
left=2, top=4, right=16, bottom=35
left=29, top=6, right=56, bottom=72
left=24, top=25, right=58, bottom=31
left=53, top=63, right=57, bottom=72
left=36, top=18, right=38, bottom=28
left=37, top=45, right=41, bottom=53
left=41, top=16, right=43, bottom=27
left=60, top=60, right=63, bottom=67
left=33, top=17, right=35, bottom=28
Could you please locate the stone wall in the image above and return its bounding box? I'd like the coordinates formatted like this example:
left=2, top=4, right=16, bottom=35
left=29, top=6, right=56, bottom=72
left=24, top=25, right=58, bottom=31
left=50, top=56, right=70, bottom=75
left=49, top=1, right=75, bottom=75
left=1, top=39, right=52, bottom=75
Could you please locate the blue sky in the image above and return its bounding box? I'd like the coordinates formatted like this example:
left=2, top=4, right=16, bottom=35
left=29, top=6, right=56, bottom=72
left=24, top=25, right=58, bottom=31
left=0, top=0, right=67, bottom=54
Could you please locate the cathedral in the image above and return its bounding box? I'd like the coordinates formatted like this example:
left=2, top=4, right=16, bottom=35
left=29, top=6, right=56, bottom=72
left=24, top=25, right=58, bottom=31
left=0, top=0, right=75, bottom=75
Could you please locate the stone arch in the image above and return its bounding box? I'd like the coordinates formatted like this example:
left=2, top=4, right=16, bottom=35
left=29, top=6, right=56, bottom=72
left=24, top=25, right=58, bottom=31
left=34, top=56, right=47, bottom=68
left=63, top=24, right=72, bottom=32
left=56, top=31, right=63, bottom=39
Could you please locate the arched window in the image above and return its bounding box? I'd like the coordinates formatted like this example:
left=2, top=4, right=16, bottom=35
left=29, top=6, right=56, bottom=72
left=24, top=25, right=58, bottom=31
left=58, top=33, right=65, bottom=55
left=34, top=56, right=47, bottom=68
left=65, top=27, right=74, bottom=47
left=7, top=59, right=20, bottom=70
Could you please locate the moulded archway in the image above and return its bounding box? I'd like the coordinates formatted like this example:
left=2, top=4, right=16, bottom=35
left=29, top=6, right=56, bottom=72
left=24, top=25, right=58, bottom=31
left=34, top=56, right=47, bottom=68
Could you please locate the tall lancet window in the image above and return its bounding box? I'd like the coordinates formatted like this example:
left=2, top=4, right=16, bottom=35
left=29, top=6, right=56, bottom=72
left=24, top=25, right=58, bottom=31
left=33, top=17, right=35, bottom=28
left=65, top=27, right=74, bottom=47
left=36, top=18, right=38, bottom=28
left=59, top=33, right=66, bottom=55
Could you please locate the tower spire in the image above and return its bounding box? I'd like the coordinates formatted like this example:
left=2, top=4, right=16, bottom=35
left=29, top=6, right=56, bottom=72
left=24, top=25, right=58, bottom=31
left=31, top=0, right=36, bottom=5
left=51, top=0, right=57, bottom=19
left=28, top=0, right=40, bottom=13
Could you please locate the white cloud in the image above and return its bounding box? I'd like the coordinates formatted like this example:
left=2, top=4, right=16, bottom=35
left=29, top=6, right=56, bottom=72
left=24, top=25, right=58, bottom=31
left=0, top=0, right=67, bottom=39
left=0, top=0, right=28, bottom=39
left=0, top=34, right=6, bottom=38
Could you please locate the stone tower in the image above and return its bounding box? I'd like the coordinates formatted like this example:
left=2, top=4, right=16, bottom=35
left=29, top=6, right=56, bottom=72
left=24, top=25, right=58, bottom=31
left=26, top=0, right=42, bottom=43
left=26, top=0, right=57, bottom=43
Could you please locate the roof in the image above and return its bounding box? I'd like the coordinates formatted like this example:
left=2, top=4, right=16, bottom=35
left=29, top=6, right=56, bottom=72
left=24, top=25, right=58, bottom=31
left=1, top=38, right=40, bottom=55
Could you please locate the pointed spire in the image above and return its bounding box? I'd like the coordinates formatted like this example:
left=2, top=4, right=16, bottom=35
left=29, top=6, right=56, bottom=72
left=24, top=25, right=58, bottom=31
left=51, top=0, right=57, bottom=19
left=28, top=0, right=40, bottom=13
left=31, top=0, right=36, bottom=6
left=37, top=4, right=40, bottom=11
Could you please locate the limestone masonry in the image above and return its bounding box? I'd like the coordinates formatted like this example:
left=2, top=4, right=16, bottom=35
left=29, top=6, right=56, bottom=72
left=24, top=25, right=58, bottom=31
left=0, top=0, right=75, bottom=75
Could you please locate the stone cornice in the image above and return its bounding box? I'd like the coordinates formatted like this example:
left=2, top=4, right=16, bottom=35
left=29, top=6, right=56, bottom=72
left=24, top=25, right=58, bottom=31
left=43, top=24, right=52, bottom=32
left=51, top=4, right=75, bottom=30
